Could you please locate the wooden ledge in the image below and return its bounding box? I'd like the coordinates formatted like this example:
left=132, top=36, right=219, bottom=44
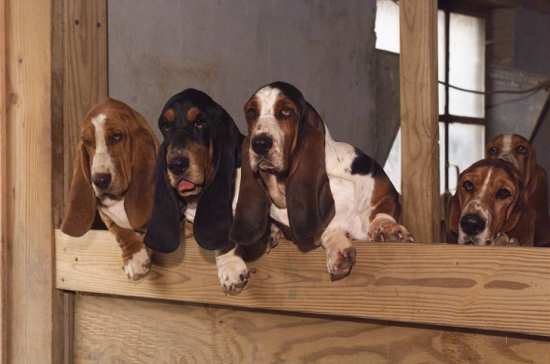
left=56, top=229, right=550, bottom=337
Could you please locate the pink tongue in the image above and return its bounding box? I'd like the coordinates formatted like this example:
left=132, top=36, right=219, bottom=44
left=178, top=180, right=195, bottom=192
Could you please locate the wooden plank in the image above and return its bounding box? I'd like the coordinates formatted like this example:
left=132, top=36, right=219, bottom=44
left=73, top=293, right=550, bottom=364
left=399, top=0, right=440, bottom=243
left=0, top=0, right=7, bottom=361
left=57, top=229, right=550, bottom=337
left=6, top=0, right=54, bottom=362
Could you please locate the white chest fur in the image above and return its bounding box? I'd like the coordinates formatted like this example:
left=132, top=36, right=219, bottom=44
left=99, top=198, right=132, bottom=229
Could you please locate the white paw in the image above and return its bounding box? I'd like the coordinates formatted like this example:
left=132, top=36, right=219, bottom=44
left=216, top=251, right=249, bottom=294
left=326, top=243, right=356, bottom=281
left=123, top=247, right=151, bottom=280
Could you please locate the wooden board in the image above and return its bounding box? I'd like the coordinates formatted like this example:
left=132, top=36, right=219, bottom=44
left=57, top=229, right=550, bottom=337
left=0, top=0, right=7, bottom=361
left=399, top=0, right=440, bottom=243
left=6, top=0, right=54, bottom=361
left=73, top=293, right=550, bottom=364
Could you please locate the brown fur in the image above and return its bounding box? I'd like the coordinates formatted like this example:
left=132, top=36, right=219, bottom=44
left=446, top=159, right=535, bottom=246
left=62, top=98, right=159, bottom=265
left=486, top=134, right=550, bottom=243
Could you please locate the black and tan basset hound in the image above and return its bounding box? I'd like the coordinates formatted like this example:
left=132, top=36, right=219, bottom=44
left=447, top=158, right=535, bottom=246
left=486, top=134, right=550, bottom=244
left=62, top=98, right=159, bottom=280
left=143, top=89, right=249, bottom=293
left=230, top=82, right=413, bottom=280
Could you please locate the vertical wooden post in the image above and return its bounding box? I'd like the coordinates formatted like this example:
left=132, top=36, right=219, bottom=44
left=399, top=0, right=440, bottom=243
left=0, top=0, right=7, bottom=361
left=6, top=0, right=56, bottom=362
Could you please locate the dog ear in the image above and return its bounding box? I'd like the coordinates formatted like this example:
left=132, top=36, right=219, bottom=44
left=125, top=116, right=159, bottom=230
left=286, top=103, right=335, bottom=250
left=194, top=108, right=243, bottom=250
left=61, top=143, right=97, bottom=237
left=230, top=135, right=271, bottom=247
left=446, top=193, right=460, bottom=243
left=144, top=141, right=183, bottom=253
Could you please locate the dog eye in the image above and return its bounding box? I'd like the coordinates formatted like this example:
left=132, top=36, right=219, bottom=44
left=110, top=133, right=124, bottom=144
left=245, top=108, right=257, bottom=120
left=195, top=118, right=206, bottom=129
left=277, top=108, right=294, bottom=119
left=463, top=181, right=474, bottom=192
left=496, top=188, right=512, bottom=200
left=488, top=146, right=498, bottom=156
left=516, top=145, right=528, bottom=155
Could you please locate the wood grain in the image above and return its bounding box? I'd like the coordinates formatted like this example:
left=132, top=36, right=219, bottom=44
left=73, top=293, right=550, bottom=364
left=6, top=0, right=54, bottom=361
left=399, top=0, right=440, bottom=243
left=57, top=229, right=550, bottom=337
left=0, top=0, right=7, bottom=361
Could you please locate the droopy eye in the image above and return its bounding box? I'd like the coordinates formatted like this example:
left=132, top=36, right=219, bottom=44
left=109, top=132, right=124, bottom=144
left=277, top=108, right=294, bottom=119
left=463, top=181, right=474, bottom=192
left=496, top=188, right=512, bottom=200
left=245, top=108, right=257, bottom=120
left=161, top=124, right=172, bottom=133
left=516, top=145, right=528, bottom=155
left=195, top=118, right=207, bottom=129
left=488, top=146, right=498, bottom=156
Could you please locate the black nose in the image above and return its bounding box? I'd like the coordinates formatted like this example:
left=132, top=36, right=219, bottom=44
left=167, top=157, right=189, bottom=176
left=92, top=173, right=112, bottom=190
left=460, top=214, right=486, bottom=236
left=251, top=135, right=273, bottom=155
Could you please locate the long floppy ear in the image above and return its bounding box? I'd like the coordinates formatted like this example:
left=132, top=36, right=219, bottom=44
left=286, top=103, right=335, bottom=250
left=446, top=193, right=461, bottom=243
left=502, top=178, right=527, bottom=234
left=125, top=123, right=158, bottom=231
left=194, top=109, right=243, bottom=250
left=230, top=135, right=271, bottom=247
left=505, top=193, right=536, bottom=245
left=144, top=141, right=183, bottom=253
left=61, top=143, right=96, bottom=237
left=525, top=145, right=539, bottom=198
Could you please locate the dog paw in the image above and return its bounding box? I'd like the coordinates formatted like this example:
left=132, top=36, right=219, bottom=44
left=123, top=247, right=151, bottom=280
left=369, top=221, right=415, bottom=243
left=326, top=244, right=356, bottom=281
left=216, top=253, right=249, bottom=294
left=267, top=224, right=285, bottom=253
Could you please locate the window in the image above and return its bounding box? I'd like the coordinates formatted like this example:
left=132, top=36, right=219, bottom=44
left=377, top=0, right=486, bottom=194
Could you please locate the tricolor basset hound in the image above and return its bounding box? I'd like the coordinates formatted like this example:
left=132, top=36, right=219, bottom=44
left=230, top=82, right=413, bottom=280
left=486, top=134, right=550, bottom=244
left=143, top=89, right=249, bottom=293
left=62, top=98, right=159, bottom=279
left=447, top=159, right=534, bottom=246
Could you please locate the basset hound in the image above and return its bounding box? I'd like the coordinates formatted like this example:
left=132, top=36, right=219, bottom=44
left=143, top=89, right=248, bottom=293
left=62, top=98, right=159, bottom=279
left=230, top=82, right=413, bottom=280
left=447, top=158, right=535, bottom=246
left=486, top=134, right=550, bottom=244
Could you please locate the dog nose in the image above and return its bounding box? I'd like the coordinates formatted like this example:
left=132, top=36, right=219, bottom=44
left=460, top=214, right=486, bottom=236
left=92, top=173, right=112, bottom=190
left=251, top=135, right=273, bottom=155
left=167, top=157, right=189, bottom=176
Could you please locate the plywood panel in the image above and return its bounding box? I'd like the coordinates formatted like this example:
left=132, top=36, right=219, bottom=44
left=74, top=294, right=550, bottom=364
left=6, top=0, right=54, bottom=361
left=57, top=229, right=550, bottom=337
left=400, top=0, right=440, bottom=243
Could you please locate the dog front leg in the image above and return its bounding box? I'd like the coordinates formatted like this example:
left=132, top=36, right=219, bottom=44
left=321, top=229, right=356, bottom=281
left=216, top=246, right=249, bottom=294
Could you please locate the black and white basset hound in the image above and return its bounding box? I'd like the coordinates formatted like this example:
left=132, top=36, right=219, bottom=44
left=231, top=82, right=413, bottom=280
left=144, top=89, right=250, bottom=292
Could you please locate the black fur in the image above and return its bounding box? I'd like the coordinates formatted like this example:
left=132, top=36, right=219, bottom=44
left=144, top=89, right=243, bottom=252
left=350, top=147, right=385, bottom=177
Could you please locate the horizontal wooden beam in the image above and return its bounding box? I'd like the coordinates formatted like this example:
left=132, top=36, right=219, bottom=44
left=57, top=229, right=550, bottom=337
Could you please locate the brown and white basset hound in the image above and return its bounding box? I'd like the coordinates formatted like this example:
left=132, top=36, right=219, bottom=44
left=231, top=82, right=413, bottom=280
left=486, top=134, right=550, bottom=244
left=61, top=98, right=159, bottom=279
left=447, top=158, right=535, bottom=246
left=144, top=89, right=248, bottom=293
